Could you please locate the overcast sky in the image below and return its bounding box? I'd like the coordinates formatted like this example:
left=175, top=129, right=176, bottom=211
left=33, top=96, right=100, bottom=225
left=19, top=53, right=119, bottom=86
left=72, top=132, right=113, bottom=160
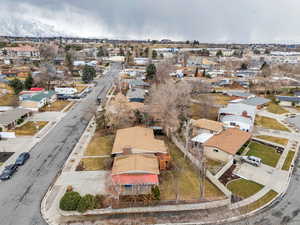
left=1, top=0, right=300, bottom=43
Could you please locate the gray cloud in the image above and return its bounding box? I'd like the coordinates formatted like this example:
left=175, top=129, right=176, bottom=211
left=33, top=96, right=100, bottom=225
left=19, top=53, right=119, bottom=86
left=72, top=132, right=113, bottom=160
left=1, top=0, right=300, bottom=43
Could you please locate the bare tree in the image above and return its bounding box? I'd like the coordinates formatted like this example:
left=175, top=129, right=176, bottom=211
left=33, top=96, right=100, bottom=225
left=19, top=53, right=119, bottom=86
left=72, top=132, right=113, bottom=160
left=39, top=43, right=58, bottom=62
left=154, top=61, right=173, bottom=84
left=147, top=80, right=191, bottom=136
left=34, top=63, right=57, bottom=90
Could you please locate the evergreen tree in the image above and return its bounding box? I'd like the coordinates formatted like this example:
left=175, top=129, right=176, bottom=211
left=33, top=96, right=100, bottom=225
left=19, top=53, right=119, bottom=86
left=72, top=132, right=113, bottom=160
left=82, top=65, right=96, bottom=83
left=9, top=78, right=24, bottom=94
left=146, top=64, right=156, bottom=80
left=24, top=75, right=34, bottom=90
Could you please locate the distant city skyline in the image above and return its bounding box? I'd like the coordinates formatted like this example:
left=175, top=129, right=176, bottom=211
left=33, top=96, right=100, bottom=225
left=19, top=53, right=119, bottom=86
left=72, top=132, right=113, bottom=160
left=1, top=0, right=300, bottom=43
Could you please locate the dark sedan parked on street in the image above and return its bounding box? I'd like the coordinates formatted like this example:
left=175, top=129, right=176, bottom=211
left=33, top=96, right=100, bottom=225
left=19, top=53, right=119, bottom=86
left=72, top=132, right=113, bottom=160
left=0, top=164, right=18, bottom=180
left=15, top=152, right=30, bottom=166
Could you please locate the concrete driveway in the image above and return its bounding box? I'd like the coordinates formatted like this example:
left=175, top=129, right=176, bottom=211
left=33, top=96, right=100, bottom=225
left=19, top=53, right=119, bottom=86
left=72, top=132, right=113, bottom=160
left=234, top=163, right=289, bottom=193
left=56, top=171, right=108, bottom=195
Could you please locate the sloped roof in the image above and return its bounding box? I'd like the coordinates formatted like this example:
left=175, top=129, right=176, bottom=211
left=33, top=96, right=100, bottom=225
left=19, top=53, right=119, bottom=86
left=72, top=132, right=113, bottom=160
left=204, top=128, right=252, bottom=155
left=112, top=174, right=158, bottom=185
left=277, top=96, right=300, bottom=103
left=112, top=154, right=159, bottom=175
left=219, top=103, right=257, bottom=119
left=192, top=119, right=223, bottom=132
left=240, top=97, right=271, bottom=106
left=0, top=108, right=31, bottom=126
left=112, top=126, right=167, bottom=154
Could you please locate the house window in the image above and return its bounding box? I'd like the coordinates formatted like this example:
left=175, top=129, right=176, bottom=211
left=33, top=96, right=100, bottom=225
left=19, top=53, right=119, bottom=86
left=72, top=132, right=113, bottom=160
left=213, top=149, right=219, bottom=153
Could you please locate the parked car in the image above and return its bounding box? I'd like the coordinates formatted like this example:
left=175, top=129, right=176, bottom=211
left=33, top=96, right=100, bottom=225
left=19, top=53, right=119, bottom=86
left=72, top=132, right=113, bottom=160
left=15, top=152, right=30, bottom=166
left=241, top=155, right=261, bottom=167
left=0, top=164, right=18, bottom=180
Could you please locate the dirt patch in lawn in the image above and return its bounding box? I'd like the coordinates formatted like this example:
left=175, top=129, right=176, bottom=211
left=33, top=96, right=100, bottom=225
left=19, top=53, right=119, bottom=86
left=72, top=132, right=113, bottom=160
left=10, top=121, right=48, bottom=136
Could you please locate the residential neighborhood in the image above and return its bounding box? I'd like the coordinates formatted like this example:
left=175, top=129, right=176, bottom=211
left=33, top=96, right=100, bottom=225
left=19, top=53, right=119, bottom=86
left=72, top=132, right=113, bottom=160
left=2, top=2, right=300, bottom=224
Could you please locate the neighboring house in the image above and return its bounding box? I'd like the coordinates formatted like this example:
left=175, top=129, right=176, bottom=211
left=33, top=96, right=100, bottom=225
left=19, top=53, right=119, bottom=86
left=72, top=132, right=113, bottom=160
left=126, top=88, right=146, bottom=102
left=276, top=96, right=300, bottom=107
left=203, top=128, right=252, bottom=162
left=221, top=115, right=253, bottom=132
left=19, top=91, right=57, bottom=111
left=218, top=103, right=257, bottom=121
left=191, top=119, right=223, bottom=135
left=3, top=45, right=40, bottom=57
left=133, top=57, right=149, bottom=65
left=128, top=79, right=150, bottom=89
left=0, top=108, right=32, bottom=131
left=111, top=154, right=160, bottom=195
left=240, top=97, right=271, bottom=109
left=225, top=91, right=254, bottom=99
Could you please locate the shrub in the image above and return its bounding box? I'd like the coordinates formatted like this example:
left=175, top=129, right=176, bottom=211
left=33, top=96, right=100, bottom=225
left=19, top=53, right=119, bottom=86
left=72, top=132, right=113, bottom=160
left=59, top=191, right=81, bottom=211
left=95, top=194, right=105, bottom=209
left=77, top=194, right=96, bottom=213
left=151, top=186, right=160, bottom=200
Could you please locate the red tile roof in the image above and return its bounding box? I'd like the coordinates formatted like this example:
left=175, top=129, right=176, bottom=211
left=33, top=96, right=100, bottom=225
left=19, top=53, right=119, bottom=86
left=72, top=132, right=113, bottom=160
left=112, top=174, right=159, bottom=185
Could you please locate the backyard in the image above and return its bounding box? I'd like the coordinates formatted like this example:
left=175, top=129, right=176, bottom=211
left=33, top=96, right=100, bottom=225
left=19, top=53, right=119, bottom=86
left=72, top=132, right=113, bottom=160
left=227, top=178, right=264, bottom=199
left=10, top=121, right=48, bottom=136
left=246, top=142, right=281, bottom=167
left=159, top=139, right=225, bottom=201
left=255, top=135, right=288, bottom=146
left=255, top=116, right=290, bottom=132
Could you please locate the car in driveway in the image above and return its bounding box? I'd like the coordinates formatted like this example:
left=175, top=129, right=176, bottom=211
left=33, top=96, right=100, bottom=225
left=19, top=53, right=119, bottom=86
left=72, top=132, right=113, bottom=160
left=15, top=152, right=30, bottom=166
left=0, top=164, right=18, bottom=180
left=241, top=155, right=261, bottom=167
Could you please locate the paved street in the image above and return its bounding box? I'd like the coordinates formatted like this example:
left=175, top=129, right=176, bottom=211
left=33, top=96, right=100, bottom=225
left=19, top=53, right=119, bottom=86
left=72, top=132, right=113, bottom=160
left=0, top=63, right=121, bottom=225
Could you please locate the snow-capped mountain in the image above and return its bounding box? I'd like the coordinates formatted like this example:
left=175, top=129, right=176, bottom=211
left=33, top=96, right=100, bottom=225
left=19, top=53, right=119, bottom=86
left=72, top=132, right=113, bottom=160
left=0, top=17, right=68, bottom=37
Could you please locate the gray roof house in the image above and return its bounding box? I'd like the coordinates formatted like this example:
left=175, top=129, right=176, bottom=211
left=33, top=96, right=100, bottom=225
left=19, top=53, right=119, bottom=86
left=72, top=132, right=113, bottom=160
left=225, top=91, right=254, bottom=99
left=0, top=108, right=32, bottom=131
left=240, top=97, right=271, bottom=108
left=218, top=103, right=257, bottom=121
left=277, top=96, right=300, bottom=106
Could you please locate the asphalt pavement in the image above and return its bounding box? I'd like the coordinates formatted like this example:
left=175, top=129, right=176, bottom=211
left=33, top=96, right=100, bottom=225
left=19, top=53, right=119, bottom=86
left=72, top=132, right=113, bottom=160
left=0, top=63, right=121, bottom=225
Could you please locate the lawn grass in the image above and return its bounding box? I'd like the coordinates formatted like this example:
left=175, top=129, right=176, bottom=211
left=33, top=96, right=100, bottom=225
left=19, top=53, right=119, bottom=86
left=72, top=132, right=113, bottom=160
left=227, top=178, right=264, bottom=199
left=246, top=142, right=281, bottom=167
left=159, top=139, right=225, bottom=201
left=0, top=94, right=18, bottom=106
left=80, top=157, right=108, bottom=171
left=255, top=135, right=288, bottom=146
left=10, top=121, right=48, bottom=136
left=213, top=94, right=232, bottom=105
left=255, top=116, right=290, bottom=132
left=84, top=133, right=114, bottom=156
left=282, top=151, right=295, bottom=171
left=266, top=102, right=289, bottom=114
left=240, top=190, right=278, bottom=213
left=189, top=103, right=218, bottom=120
left=206, top=158, right=225, bottom=175
left=40, top=101, right=71, bottom=112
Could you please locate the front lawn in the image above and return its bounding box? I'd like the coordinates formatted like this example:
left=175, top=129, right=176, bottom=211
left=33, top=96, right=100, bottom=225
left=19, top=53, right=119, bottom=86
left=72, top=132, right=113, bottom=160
left=0, top=94, right=18, bottom=106
left=282, top=151, right=295, bottom=171
left=227, top=178, right=264, bottom=199
left=79, top=157, right=109, bottom=171
left=159, top=139, right=225, bottom=201
left=10, top=121, right=48, bottom=136
left=75, top=85, right=87, bottom=93
left=84, top=133, right=114, bottom=156
left=40, top=101, right=71, bottom=112
left=266, top=102, right=289, bottom=115
left=255, top=135, right=288, bottom=146
left=246, top=142, right=281, bottom=167
left=240, top=190, right=278, bottom=213
left=206, top=158, right=225, bottom=175
left=255, top=116, right=290, bottom=132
